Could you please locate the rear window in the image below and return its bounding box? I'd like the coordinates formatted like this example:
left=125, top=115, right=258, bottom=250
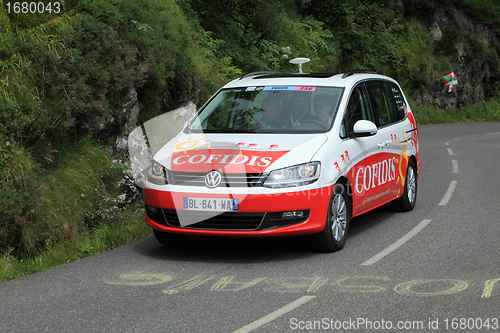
left=388, top=82, right=407, bottom=121
left=367, top=80, right=398, bottom=127
left=189, top=86, right=344, bottom=133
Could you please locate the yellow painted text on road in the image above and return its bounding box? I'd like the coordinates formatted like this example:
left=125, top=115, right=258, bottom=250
left=106, top=273, right=497, bottom=298
left=394, top=279, right=468, bottom=296
left=482, top=278, right=500, bottom=298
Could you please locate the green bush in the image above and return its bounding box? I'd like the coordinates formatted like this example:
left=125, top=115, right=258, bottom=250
left=180, top=0, right=336, bottom=73
left=0, top=139, right=35, bottom=257
left=0, top=135, right=130, bottom=258
left=0, top=0, right=233, bottom=260
left=434, top=25, right=460, bottom=59
left=413, top=97, right=500, bottom=124
left=0, top=198, right=149, bottom=282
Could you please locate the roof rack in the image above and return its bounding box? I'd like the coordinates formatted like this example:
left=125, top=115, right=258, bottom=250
left=342, top=69, right=383, bottom=79
left=240, top=71, right=290, bottom=80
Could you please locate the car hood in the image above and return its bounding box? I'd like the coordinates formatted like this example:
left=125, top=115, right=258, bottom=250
left=154, top=133, right=327, bottom=174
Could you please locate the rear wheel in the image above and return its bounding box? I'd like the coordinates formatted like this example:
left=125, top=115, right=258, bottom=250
left=392, top=159, right=417, bottom=211
left=153, top=229, right=192, bottom=246
left=314, top=183, right=351, bottom=252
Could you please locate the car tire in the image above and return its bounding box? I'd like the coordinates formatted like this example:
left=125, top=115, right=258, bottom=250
left=314, top=183, right=351, bottom=252
left=392, top=159, right=417, bottom=212
left=153, top=229, right=192, bottom=246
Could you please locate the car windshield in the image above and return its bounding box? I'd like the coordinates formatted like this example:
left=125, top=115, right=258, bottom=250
left=189, top=86, right=343, bottom=133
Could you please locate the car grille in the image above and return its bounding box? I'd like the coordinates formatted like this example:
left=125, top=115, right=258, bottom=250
left=168, top=171, right=266, bottom=187
left=161, top=209, right=265, bottom=230
left=145, top=206, right=309, bottom=231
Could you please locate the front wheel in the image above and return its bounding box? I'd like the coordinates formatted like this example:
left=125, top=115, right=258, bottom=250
left=392, top=159, right=417, bottom=211
left=314, top=183, right=351, bottom=252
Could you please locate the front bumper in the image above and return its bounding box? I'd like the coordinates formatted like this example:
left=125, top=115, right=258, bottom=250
left=144, top=185, right=333, bottom=237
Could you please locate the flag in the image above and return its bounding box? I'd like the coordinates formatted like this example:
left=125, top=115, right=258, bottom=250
left=441, top=72, right=457, bottom=94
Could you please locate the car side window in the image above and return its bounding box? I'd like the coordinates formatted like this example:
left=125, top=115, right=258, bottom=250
left=340, top=84, right=374, bottom=138
left=367, top=80, right=397, bottom=127
left=388, top=82, right=406, bottom=121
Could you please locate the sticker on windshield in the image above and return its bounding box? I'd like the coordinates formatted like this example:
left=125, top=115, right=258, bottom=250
left=294, top=86, right=316, bottom=91
left=245, top=86, right=265, bottom=92
left=263, top=86, right=295, bottom=91
left=262, top=86, right=317, bottom=91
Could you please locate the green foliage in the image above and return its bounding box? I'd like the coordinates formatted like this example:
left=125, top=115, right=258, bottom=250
left=0, top=0, right=211, bottom=147
left=0, top=0, right=235, bottom=262
left=181, top=0, right=336, bottom=73
left=0, top=198, right=149, bottom=282
left=398, top=19, right=453, bottom=89
left=0, top=139, right=35, bottom=258
left=413, top=97, right=500, bottom=124
left=71, top=0, right=124, bottom=24
left=0, top=136, right=129, bottom=258
left=298, top=0, right=405, bottom=76
left=457, top=0, right=500, bottom=26
left=0, top=3, right=11, bottom=33
left=434, top=25, right=460, bottom=59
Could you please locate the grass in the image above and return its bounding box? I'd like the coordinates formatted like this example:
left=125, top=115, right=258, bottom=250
left=412, top=97, right=500, bottom=124
left=0, top=198, right=150, bottom=282
left=0, top=137, right=152, bottom=283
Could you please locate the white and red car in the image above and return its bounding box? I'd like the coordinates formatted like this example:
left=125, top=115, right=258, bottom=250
left=144, top=69, right=419, bottom=252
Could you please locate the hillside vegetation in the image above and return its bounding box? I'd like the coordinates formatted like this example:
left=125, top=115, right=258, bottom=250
left=1, top=0, right=499, bottom=269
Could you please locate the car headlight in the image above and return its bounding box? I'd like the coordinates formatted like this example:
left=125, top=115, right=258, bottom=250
left=148, top=160, right=169, bottom=185
left=263, top=162, right=320, bottom=188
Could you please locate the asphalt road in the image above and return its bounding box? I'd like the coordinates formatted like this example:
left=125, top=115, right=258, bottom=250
left=1, top=122, right=499, bottom=333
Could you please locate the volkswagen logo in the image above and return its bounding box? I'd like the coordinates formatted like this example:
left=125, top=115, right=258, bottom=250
left=205, top=170, right=222, bottom=188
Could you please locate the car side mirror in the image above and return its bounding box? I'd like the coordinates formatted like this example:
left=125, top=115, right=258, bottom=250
left=350, top=120, right=378, bottom=137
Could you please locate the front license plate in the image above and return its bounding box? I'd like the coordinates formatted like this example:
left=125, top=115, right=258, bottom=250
left=183, top=197, right=239, bottom=212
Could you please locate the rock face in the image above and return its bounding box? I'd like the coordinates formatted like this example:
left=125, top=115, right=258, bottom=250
left=428, top=22, right=443, bottom=44
left=114, top=88, right=141, bottom=160
left=111, top=88, right=145, bottom=206
left=410, top=5, right=498, bottom=109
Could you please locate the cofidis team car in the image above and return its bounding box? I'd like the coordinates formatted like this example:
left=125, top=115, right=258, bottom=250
left=144, top=68, right=419, bottom=252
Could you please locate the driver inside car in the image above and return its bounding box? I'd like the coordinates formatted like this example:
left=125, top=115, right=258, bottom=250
left=260, top=97, right=285, bottom=128
left=284, top=92, right=311, bottom=128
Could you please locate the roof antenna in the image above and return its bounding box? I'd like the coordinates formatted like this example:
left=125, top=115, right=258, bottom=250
left=289, top=57, right=310, bottom=74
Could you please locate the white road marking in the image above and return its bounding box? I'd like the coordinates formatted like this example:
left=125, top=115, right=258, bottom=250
left=452, top=159, right=459, bottom=173
left=439, top=181, right=458, bottom=206
left=232, top=296, right=316, bottom=333
left=361, top=219, right=432, bottom=266
left=486, top=132, right=500, bottom=135
left=446, top=148, right=454, bottom=155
